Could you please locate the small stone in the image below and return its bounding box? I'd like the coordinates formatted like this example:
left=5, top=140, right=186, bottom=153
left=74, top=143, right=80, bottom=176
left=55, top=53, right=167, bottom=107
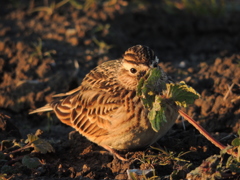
left=179, top=61, right=187, bottom=68
left=68, top=37, right=78, bottom=46
left=66, top=28, right=77, bottom=37
left=84, top=39, right=92, bottom=45
left=214, top=58, right=222, bottom=66
left=16, top=41, right=24, bottom=51
left=187, top=67, right=195, bottom=73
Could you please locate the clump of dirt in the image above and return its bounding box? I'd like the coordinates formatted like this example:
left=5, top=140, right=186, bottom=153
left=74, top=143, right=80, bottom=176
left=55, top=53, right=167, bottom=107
left=188, top=55, right=240, bottom=133
left=0, top=0, right=240, bottom=179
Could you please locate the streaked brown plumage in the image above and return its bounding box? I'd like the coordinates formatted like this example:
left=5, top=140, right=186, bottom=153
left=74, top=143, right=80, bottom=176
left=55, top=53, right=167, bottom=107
left=30, top=45, right=178, bottom=160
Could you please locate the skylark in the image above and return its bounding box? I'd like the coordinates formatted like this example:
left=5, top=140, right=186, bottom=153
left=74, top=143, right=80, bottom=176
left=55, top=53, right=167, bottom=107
left=30, top=45, right=178, bottom=160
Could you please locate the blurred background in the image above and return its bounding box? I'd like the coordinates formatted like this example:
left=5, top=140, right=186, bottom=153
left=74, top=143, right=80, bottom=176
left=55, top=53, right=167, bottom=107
left=0, top=0, right=240, bottom=179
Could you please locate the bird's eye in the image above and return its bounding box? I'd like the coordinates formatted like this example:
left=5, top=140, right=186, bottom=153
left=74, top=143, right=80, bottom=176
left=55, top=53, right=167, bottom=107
left=130, top=68, right=137, bottom=74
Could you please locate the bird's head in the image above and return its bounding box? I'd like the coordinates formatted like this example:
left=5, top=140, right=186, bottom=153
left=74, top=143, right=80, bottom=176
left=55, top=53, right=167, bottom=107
left=117, top=45, right=159, bottom=90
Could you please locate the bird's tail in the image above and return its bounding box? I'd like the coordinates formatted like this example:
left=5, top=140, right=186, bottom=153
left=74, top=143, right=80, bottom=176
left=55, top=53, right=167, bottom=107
left=29, top=104, right=53, bottom=114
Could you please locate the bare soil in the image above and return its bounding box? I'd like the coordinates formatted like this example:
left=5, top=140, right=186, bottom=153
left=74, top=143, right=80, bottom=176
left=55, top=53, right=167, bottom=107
left=0, top=1, right=240, bottom=179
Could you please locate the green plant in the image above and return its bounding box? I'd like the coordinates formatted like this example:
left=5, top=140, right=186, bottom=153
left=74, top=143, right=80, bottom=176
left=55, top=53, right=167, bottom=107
left=134, top=147, right=191, bottom=179
left=28, top=0, right=126, bottom=15
left=0, top=129, right=54, bottom=175
left=29, top=0, right=83, bottom=15
left=142, top=146, right=191, bottom=166
left=224, top=129, right=240, bottom=173
left=187, top=141, right=240, bottom=179
left=164, top=0, right=226, bottom=16
left=92, top=37, right=114, bottom=54
left=137, top=67, right=238, bottom=159
left=137, top=67, right=200, bottom=132
left=29, top=38, right=56, bottom=61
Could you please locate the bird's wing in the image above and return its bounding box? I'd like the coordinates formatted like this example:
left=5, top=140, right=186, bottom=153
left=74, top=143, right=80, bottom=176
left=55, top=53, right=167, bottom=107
left=31, top=59, right=124, bottom=136
left=51, top=88, right=122, bottom=137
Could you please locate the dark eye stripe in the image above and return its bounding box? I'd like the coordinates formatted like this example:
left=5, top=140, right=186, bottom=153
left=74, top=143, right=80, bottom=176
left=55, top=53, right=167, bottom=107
left=124, top=59, right=139, bottom=65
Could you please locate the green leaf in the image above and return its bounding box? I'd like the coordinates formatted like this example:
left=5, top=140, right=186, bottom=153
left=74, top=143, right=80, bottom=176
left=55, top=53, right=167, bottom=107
left=145, top=68, right=166, bottom=93
left=137, top=67, right=200, bottom=132
left=137, top=77, right=145, bottom=96
left=13, top=140, right=25, bottom=148
left=150, top=106, right=167, bottom=132
left=148, top=96, right=167, bottom=132
left=22, top=155, right=41, bottom=169
left=31, top=138, right=55, bottom=154
left=69, top=0, right=83, bottom=10
left=25, top=134, right=39, bottom=144
left=232, top=138, right=240, bottom=147
left=137, top=68, right=166, bottom=109
left=165, top=81, right=200, bottom=108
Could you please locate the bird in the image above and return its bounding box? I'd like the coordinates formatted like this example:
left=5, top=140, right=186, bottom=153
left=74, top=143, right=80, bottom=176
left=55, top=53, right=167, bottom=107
left=30, top=45, right=178, bottom=161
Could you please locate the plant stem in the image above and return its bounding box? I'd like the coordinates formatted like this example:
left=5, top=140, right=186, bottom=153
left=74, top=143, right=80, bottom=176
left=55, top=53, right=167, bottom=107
left=178, top=109, right=237, bottom=157
left=7, top=144, right=32, bottom=155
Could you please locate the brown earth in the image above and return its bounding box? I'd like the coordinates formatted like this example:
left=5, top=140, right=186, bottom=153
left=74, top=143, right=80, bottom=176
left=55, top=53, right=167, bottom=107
left=0, top=0, right=240, bottom=179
